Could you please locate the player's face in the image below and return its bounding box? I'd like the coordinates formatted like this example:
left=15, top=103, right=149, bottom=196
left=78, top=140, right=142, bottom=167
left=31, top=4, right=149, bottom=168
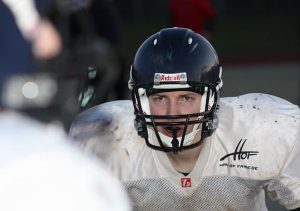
left=148, top=91, right=201, bottom=137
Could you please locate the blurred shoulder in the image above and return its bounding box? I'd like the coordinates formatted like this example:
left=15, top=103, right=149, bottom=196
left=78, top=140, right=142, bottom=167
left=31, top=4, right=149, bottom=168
left=69, top=100, right=141, bottom=160
left=70, top=100, right=134, bottom=138
left=0, top=110, right=67, bottom=140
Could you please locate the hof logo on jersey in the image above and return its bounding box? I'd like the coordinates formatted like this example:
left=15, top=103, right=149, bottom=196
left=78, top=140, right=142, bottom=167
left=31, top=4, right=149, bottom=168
left=219, top=139, right=259, bottom=171
left=220, top=139, right=259, bottom=161
left=181, top=178, right=192, bottom=188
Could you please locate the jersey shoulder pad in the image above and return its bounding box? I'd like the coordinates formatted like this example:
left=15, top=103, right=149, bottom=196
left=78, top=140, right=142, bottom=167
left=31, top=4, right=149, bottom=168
left=69, top=100, right=139, bottom=159
left=221, top=93, right=300, bottom=117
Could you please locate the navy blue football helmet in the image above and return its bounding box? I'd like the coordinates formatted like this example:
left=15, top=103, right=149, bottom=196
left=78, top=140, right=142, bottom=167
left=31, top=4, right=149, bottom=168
left=128, top=27, right=223, bottom=153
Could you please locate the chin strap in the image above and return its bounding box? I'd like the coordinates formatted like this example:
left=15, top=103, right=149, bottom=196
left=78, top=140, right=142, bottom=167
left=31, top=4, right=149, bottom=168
left=171, top=128, right=179, bottom=154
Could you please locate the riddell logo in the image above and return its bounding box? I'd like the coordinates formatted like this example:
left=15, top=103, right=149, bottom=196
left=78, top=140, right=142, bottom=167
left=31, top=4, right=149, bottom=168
left=160, top=74, right=181, bottom=81
left=181, top=178, right=192, bottom=187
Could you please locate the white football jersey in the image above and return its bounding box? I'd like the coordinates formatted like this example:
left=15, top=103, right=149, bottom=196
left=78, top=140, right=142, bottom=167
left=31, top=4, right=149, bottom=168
left=70, top=93, right=300, bottom=211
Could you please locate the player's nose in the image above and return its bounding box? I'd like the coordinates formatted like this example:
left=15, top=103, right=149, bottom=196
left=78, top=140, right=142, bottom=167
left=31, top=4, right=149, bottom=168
left=166, top=99, right=180, bottom=116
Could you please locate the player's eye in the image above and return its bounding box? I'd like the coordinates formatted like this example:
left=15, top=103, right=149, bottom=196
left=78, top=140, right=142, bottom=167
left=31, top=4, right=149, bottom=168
left=181, top=95, right=194, bottom=101
left=151, top=95, right=165, bottom=102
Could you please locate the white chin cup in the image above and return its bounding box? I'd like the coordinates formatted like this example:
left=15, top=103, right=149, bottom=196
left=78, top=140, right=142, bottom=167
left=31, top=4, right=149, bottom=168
left=147, top=124, right=201, bottom=148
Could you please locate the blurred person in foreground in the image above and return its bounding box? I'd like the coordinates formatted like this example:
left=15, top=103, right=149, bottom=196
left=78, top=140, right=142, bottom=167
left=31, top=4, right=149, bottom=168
left=42, top=0, right=124, bottom=110
left=0, top=114, right=131, bottom=211
left=1, top=0, right=96, bottom=127
left=0, top=73, right=131, bottom=211
left=0, top=0, right=62, bottom=71
left=70, top=27, right=300, bottom=210
left=0, top=2, right=131, bottom=211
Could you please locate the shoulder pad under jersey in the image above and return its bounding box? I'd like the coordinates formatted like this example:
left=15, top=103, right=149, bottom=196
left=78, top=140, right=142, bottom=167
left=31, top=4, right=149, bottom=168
left=221, top=93, right=299, bottom=116
left=69, top=100, right=139, bottom=160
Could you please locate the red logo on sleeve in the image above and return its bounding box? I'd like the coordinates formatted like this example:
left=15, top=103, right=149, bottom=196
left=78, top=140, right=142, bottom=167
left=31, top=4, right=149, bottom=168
left=181, top=178, right=192, bottom=187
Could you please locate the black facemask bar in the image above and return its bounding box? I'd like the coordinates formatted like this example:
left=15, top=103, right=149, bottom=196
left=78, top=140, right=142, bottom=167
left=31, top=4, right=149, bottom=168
left=148, top=113, right=212, bottom=153
left=131, top=82, right=219, bottom=153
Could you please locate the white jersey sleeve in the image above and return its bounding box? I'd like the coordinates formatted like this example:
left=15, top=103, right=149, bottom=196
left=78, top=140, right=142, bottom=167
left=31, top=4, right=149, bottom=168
left=219, top=93, right=300, bottom=210
left=272, top=127, right=300, bottom=210
left=266, top=99, right=300, bottom=209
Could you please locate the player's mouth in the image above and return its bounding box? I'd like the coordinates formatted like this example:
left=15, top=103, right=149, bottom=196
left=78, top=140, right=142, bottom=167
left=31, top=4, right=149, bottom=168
left=162, top=126, right=183, bottom=137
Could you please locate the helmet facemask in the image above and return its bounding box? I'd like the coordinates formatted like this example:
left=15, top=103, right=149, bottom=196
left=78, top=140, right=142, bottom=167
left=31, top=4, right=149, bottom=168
left=131, top=80, right=220, bottom=154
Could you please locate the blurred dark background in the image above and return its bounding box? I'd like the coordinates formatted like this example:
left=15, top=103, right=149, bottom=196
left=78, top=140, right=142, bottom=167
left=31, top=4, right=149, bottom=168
left=112, top=0, right=300, bottom=106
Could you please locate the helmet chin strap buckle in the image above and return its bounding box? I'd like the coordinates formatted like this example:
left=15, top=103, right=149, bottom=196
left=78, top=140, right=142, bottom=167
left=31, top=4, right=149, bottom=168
left=171, top=128, right=179, bottom=154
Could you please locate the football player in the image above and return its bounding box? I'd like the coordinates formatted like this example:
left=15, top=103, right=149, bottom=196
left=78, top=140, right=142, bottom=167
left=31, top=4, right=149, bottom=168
left=70, top=27, right=300, bottom=211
